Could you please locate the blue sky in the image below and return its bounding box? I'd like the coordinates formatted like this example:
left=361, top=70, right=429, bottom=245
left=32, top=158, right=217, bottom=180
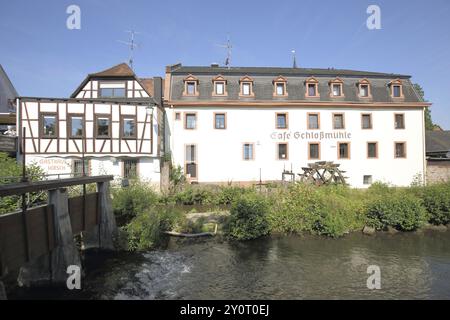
left=1, top=0, right=449, bottom=128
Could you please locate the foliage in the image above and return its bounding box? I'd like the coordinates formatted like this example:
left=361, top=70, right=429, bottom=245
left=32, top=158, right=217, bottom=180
left=421, top=183, right=450, bottom=225
left=124, top=207, right=182, bottom=251
left=268, top=183, right=365, bottom=237
left=0, top=153, right=46, bottom=214
left=226, top=193, right=270, bottom=240
left=366, top=191, right=428, bottom=231
left=413, top=83, right=435, bottom=131
left=169, top=164, right=186, bottom=193
left=111, top=180, right=159, bottom=224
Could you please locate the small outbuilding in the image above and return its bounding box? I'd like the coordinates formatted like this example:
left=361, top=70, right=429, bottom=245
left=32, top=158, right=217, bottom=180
left=426, top=130, right=450, bottom=183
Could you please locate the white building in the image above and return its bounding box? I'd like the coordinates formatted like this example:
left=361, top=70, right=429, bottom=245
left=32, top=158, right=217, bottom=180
left=164, top=64, right=430, bottom=188
left=17, top=63, right=164, bottom=189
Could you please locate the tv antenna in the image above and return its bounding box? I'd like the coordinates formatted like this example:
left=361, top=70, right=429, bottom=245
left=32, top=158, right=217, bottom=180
left=216, top=35, right=233, bottom=69
left=117, top=30, right=140, bottom=70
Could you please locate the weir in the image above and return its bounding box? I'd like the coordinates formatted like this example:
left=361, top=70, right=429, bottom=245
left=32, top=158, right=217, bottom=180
left=0, top=175, right=117, bottom=299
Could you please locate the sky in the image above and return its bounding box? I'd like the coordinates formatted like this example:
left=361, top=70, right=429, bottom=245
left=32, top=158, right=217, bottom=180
left=1, top=0, right=449, bottom=129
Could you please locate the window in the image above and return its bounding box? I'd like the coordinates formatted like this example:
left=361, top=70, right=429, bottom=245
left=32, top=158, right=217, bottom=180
left=214, top=113, right=226, bottom=129
left=95, top=116, right=110, bottom=138
left=99, top=82, right=126, bottom=98
left=363, top=175, right=373, bottom=185
left=72, top=159, right=89, bottom=176
left=358, top=79, right=371, bottom=98
left=338, top=142, right=350, bottom=159
left=183, top=75, right=199, bottom=96
left=333, top=113, right=345, bottom=129
left=389, top=79, right=403, bottom=98
left=330, top=78, right=344, bottom=97
left=123, top=159, right=138, bottom=178
left=332, top=84, right=341, bottom=96
left=305, top=77, right=319, bottom=97
left=41, top=114, right=57, bottom=137
left=242, top=83, right=251, bottom=95
left=367, top=142, right=378, bottom=158
left=212, top=75, right=227, bottom=96
left=308, top=113, right=320, bottom=130
left=185, top=144, right=197, bottom=179
left=243, top=143, right=254, bottom=160
left=175, top=112, right=181, bottom=120
left=185, top=113, right=197, bottom=129
left=69, top=115, right=84, bottom=138
left=361, top=114, right=372, bottom=129
left=273, top=76, right=288, bottom=96
left=308, top=84, right=317, bottom=97
left=276, top=113, right=288, bottom=129
left=360, top=85, right=369, bottom=97
left=395, top=142, right=406, bottom=158
left=122, top=117, right=137, bottom=138
left=239, top=76, right=254, bottom=97
left=187, top=82, right=196, bottom=95
left=277, top=143, right=288, bottom=160
left=215, top=82, right=224, bottom=95
left=309, top=143, right=320, bottom=160
left=395, top=113, right=405, bottom=129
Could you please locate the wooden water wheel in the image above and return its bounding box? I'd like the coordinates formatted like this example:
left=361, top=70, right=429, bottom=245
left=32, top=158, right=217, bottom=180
left=297, top=161, right=348, bottom=185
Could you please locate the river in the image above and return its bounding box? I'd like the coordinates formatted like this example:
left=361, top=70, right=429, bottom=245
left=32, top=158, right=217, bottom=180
left=8, top=229, right=450, bottom=300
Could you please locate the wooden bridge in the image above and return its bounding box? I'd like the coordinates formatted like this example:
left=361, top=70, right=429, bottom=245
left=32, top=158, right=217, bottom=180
left=0, top=175, right=117, bottom=300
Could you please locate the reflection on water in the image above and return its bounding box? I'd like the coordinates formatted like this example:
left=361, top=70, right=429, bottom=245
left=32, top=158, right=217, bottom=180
left=8, top=230, right=450, bottom=300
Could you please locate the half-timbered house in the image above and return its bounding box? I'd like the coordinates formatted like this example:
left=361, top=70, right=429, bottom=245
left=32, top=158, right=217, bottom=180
left=17, top=63, right=164, bottom=188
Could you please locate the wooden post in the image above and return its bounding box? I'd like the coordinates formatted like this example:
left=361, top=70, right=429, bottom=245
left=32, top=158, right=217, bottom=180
left=0, top=281, right=6, bottom=300
left=48, top=188, right=81, bottom=283
left=83, top=181, right=117, bottom=250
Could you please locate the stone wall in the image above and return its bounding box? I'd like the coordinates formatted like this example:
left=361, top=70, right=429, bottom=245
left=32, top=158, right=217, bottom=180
left=427, top=160, right=450, bottom=184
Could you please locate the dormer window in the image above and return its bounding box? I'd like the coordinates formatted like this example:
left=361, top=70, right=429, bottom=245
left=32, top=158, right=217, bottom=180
left=329, top=78, right=344, bottom=97
left=358, top=79, right=372, bottom=98
left=273, top=76, right=288, bottom=97
left=305, top=77, right=319, bottom=97
left=183, top=75, right=199, bottom=96
left=212, top=75, right=227, bottom=96
left=389, top=79, right=404, bottom=98
left=99, top=82, right=126, bottom=98
left=239, top=75, right=254, bottom=97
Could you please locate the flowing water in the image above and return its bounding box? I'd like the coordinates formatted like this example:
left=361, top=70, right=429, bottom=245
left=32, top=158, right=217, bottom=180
left=8, top=230, right=450, bottom=300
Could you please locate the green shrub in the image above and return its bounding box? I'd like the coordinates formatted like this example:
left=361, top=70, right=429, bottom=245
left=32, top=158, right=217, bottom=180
left=268, top=184, right=365, bottom=237
left=226, top=193, right=270, bottom=240
left=366, top=191, right=427, bottom=231
left=124, top=207, right=181, bottom=251
left=422, top=183, right=450, bottom=225
left=0, top=153, right=46, bottom=215
left=111, top=180, right=159, bottom=223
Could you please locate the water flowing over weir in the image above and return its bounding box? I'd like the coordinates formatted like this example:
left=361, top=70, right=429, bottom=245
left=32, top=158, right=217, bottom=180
left=7, top=231, right=450, bottom=300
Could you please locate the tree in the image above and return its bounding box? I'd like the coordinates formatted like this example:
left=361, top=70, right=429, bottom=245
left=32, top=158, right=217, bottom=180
left=413, top=83, right=435, bottom=131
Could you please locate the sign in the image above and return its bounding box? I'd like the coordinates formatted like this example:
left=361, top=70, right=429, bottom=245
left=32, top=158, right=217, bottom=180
left=270, top=131, right=352, bottom=141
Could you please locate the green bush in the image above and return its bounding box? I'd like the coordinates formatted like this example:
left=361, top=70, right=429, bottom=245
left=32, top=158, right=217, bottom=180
left=366, top=191, right=427, bottom=231
left=268, top=184, right=365, bottom=237
left=124, top=207, right=181, bottom=251
left=0, top=153, right=46, bottom=215
left=226, top=193, right=270, bottom=240
left=422, top=183, right=450, bottom=225
left=111, top=180, right=159, bottom=223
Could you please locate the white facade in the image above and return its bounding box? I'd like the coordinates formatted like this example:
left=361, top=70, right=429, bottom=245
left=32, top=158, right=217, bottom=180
left=166, top=106, right=426, bottom=188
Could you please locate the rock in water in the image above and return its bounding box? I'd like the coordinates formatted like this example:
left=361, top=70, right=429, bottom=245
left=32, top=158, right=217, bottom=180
left=362, top=226, right=376, bottom=235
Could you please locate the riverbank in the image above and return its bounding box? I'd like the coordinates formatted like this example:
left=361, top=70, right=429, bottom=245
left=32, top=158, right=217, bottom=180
left=111, top=180, right=450, bottom=251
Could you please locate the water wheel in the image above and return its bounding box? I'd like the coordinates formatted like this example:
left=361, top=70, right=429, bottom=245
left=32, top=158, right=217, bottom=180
left=298, top=161, right=348, bottom=185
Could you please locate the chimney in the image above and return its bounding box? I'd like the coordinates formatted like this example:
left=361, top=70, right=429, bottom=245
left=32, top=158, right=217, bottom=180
left=153, top=77, right=163, bottom=106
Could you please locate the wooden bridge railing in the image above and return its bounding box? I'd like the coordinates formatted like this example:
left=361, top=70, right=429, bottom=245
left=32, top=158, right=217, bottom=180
left=0, top=175, right=117, bottom=299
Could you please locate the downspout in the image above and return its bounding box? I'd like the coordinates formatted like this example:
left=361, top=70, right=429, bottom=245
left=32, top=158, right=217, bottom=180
left=422, top=107, right=427, bottom=185
left=16, top=97, right=21, bottom=161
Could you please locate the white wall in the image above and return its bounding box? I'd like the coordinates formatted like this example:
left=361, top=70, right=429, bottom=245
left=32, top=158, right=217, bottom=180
left=167, top=106, right=425, bottom=188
